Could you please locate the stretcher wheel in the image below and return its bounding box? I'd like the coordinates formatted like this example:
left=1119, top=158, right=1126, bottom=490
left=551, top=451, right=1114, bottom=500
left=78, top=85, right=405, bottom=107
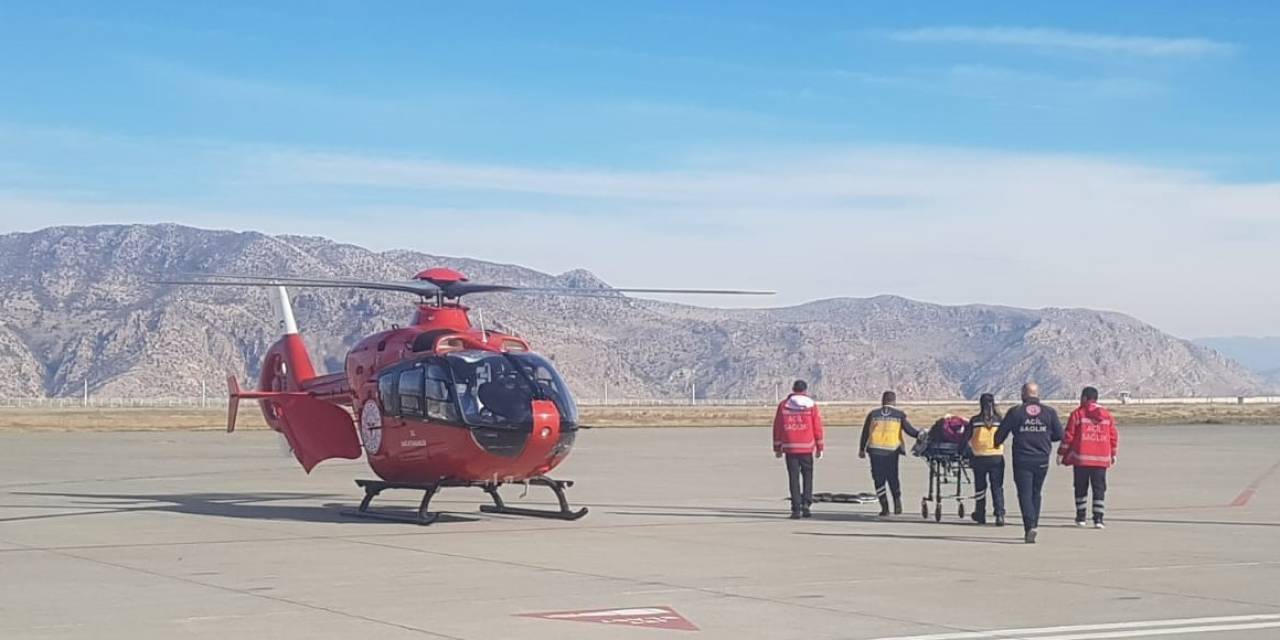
left=921, top=499, right=928, bottom=520
left=958, top=503, right=966, bottom=519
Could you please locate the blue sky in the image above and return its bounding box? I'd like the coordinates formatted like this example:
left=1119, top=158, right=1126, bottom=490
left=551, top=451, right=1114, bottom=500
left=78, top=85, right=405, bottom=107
left=1, top=2, right=1277, bottom=336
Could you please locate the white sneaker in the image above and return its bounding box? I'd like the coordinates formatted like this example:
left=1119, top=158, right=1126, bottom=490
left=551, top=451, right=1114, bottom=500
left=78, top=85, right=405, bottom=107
left=1094, top=522, right=1106, bottom=530
left=1075, top=520, right=1087, bottom=528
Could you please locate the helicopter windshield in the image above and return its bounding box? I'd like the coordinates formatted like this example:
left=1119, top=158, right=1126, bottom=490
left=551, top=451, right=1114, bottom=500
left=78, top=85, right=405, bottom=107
left=446, top=350, right=579, bottom=429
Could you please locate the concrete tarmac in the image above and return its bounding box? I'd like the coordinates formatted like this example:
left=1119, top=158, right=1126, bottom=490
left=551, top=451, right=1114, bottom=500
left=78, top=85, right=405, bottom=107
left=1, top=424, right=1278, bottom=639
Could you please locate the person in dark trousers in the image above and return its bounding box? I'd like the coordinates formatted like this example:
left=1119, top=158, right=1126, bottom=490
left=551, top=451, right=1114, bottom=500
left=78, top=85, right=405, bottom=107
left=995, top=382, right=1064, bottom=544
left=967, top=393, right=1006, bottom=526
left=1059, top=386, right=1119, bottom=529
left=859, top=391, right=919, bottom=517
left=773, top=380, right=825, bottom=519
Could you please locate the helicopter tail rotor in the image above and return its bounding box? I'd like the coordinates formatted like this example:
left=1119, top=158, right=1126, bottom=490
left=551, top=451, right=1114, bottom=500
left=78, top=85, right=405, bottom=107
left=226, top=373, right=242, bottom=433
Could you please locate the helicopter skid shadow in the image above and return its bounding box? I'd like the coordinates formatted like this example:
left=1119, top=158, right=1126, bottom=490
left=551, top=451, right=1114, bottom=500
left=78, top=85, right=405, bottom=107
left=336, top=506, right=479, bottom=525
left=3, top=491, right=483, bottom=526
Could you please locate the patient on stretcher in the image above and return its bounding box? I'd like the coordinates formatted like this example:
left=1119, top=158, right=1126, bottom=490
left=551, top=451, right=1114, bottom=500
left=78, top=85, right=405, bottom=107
left=912, top=415, right=970, bottom=457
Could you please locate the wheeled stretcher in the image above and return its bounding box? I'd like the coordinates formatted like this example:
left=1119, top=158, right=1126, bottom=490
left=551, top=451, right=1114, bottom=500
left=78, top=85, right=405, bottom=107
left=913, top=436, right=974, bottom=522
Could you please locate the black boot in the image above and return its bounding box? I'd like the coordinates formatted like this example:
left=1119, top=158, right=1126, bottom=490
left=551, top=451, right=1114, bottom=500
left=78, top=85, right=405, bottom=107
left=878, top=496, right=890, bottom=517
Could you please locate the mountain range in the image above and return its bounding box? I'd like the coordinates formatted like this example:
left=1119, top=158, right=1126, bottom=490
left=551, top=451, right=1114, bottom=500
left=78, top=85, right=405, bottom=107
left=1193, top=337, right=1280, bottom=387
left=0, top=224, right=1266, bottom=401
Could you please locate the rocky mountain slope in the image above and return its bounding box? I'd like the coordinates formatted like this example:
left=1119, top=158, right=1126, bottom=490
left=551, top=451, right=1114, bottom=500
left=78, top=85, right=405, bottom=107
left=1194, top=337, right=1280, bottom=387
left=0, top=224, right=1263, bottom=400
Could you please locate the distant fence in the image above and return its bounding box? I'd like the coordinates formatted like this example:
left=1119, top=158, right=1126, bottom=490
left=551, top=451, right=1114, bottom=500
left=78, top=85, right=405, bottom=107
left=1, top=395, right=1278, bottom=410
left=0, top=397, right=216, bottom=409
left=1114, top=396, right=1280, bottom=405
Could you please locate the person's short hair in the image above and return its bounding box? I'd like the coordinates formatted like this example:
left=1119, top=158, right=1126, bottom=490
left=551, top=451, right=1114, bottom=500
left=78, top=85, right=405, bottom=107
left=882, top=391, right=896, bottom=406
left=792, top=380, right=807, bottom=393
left=1082, top=386, right=1099, bottom=402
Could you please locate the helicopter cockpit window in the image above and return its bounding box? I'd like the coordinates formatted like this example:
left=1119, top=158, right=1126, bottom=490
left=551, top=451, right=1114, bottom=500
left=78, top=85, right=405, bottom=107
left=377, top=370, right=400, bottom=416
left=508, top=352, right=580, bottom=427
left=398, top=368, right=425, bottom=418
left=446, top=350, right=578, bottom=429
left=423, top=363, right=461, bottom=423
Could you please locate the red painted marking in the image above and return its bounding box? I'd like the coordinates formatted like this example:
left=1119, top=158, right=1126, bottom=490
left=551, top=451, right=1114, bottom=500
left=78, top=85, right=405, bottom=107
left=1229, top=488, right=1256, bottom=507
left=519, top=606, right=699, bottom=631
left=1229, top=459, right=1280, bottom=507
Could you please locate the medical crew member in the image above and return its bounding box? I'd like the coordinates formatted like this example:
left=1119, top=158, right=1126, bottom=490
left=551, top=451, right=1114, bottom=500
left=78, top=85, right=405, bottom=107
left=967, top=393, right=1006, bottom=527
left=774, top=380, right=825, bottom=519
left=995, top=382, right=1064, bottom=544
left=1060, top=386, right=1119, bottom=529
left=859, top=391, right=919, bottom=517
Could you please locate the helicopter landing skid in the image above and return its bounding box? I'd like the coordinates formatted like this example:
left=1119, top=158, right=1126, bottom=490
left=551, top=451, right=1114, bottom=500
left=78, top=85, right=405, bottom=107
left=479, top=477, right=589, bottom=521
left=344, top=477, right=587, bottom=526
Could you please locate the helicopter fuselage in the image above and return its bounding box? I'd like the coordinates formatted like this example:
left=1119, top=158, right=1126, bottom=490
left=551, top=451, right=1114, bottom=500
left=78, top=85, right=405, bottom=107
left=251, top=297, right=579, bottom=484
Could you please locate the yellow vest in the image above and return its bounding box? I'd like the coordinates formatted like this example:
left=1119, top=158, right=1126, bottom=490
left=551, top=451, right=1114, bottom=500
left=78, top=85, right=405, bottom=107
left=867, top=416, right=903, bottom=450
left=970, top=422, right=1004, bottom=457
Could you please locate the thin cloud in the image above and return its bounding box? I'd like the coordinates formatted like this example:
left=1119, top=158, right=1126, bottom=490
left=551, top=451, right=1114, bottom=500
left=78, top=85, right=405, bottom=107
left=889, top=26, right=1235, bottom=57
left=3, top=132, right=1278, bottom=335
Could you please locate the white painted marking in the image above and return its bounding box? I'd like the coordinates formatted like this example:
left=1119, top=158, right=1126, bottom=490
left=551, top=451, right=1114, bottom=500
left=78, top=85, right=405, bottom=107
left=1045, top=621, right=1280, bottom=639
left=874, top=613, right=1280, bottom=640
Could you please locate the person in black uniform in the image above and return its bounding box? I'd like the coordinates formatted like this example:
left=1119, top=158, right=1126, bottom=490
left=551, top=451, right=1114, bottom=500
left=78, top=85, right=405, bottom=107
left=995, top=382, right=1063, bottom=544
left=966, top=393, right=1006, bottom=527
left=859, top=391, right=920, bottom=517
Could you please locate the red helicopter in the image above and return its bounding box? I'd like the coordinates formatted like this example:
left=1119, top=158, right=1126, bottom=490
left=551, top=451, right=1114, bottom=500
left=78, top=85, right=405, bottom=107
left=161, top=268, right=769, bottom=524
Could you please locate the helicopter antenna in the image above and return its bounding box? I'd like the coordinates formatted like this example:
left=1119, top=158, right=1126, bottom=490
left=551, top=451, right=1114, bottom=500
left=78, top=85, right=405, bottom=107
left=477, top=307, right=487, bottom=337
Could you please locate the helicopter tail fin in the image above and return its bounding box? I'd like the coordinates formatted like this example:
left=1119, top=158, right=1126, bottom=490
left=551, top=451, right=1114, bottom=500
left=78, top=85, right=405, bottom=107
left=254, top=286, right=320, bottom=435
left=259, top=286, right=318, bottom=392
left=226, top=287, right=360, bottom=471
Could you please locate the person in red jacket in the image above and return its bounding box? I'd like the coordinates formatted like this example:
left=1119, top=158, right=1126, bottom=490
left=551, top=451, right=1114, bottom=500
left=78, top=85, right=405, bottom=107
left=774, top=380, right=825, bottom=519
left=1059, top=386, right=1119, bottom=529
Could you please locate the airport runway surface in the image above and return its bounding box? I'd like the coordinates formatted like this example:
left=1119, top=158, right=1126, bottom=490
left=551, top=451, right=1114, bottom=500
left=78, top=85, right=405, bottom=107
left=1, top=424, right=1278, bottom=639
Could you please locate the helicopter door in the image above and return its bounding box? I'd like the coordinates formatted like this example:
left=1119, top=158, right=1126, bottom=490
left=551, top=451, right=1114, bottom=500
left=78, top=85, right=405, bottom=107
left=267, top=395, right=362, bottom=473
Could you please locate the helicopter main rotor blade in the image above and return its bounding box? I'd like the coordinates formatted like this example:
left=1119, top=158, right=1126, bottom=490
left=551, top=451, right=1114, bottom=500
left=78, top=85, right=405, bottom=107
left=171, top=272, right=442, bottom=293
left=158, top=273, right=773, bottom=299
left=155, top=277, right=438, bottom=296
left=528, top=287, right=773, bottom=295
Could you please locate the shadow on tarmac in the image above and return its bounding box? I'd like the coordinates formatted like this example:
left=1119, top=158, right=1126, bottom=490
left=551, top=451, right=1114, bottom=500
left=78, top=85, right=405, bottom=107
left=2, top=491, right=480, bottom=525
left=1040, top=515, right=1280, bottom=529
left=8, top=492, right=1275, bottom=531
left=603, top=504, right=1280, bottom=530
left=797, top=531, right=1025, bottom=545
